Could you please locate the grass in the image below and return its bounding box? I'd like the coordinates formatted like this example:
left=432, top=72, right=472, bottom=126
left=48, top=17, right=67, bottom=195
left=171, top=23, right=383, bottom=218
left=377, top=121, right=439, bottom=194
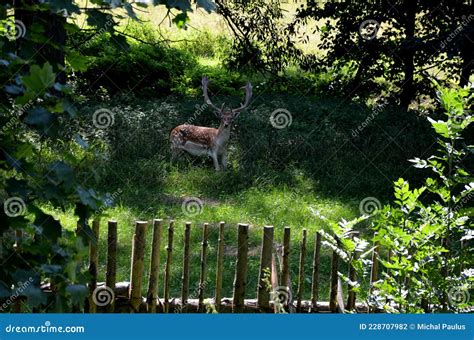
left=44, top=166, right=360, bottom=301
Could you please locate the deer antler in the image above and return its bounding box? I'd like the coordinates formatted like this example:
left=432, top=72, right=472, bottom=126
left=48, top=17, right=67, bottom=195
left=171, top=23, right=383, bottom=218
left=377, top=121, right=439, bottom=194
left=202, top=77, right=221, bottom=112
left=232, top=81, right=253, bottom=115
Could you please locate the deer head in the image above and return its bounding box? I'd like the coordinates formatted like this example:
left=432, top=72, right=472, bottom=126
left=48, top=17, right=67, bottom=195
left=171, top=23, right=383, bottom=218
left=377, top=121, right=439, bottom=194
left=202, top=76, right=253, bottom=128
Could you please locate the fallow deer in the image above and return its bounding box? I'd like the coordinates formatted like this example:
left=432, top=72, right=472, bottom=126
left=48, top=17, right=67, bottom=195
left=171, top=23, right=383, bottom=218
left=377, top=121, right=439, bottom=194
left=170, top=77, right=252, bottom=170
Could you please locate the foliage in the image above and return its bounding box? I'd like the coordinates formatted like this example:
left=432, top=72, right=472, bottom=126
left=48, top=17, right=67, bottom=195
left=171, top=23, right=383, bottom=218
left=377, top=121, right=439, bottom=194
left=324, top=85, right=473, bottom=313
left=176, top=29, right=232, bottom=60
left=0, top=0, right=215, bottom=312
left=0, top=58, right=102, bottom=310
left=318, top=215, right=373, bottom=305
left=292, top=0, right=474, bottom=106
left=71, top=31, right=196, bottom=97
left=371, top=85, right=473, bottom=312
left=216, top=0, right=299, bottom=73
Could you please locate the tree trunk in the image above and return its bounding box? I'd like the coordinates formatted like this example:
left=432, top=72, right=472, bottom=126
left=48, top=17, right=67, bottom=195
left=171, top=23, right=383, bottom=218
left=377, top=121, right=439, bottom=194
left=45, top=14, right=67, bottom=84
left=399, top=0, right=417, bottom=109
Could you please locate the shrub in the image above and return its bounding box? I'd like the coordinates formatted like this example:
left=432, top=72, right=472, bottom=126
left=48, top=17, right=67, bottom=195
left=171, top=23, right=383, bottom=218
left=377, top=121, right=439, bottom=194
left=322, top=85, right=473, bottom=313
left=71, top=32, right=197, bottom=98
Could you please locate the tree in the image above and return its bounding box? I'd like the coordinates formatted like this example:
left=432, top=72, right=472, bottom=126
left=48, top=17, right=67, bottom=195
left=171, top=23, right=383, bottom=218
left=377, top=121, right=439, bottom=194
left=216, top=0, right=298, bottom=73
left=292, top=0, right=473, bottom=108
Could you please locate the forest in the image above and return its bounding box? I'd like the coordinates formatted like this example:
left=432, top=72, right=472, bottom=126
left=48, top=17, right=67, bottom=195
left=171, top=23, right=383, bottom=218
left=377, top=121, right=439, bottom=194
left=0, top=0, right=472, bottom=314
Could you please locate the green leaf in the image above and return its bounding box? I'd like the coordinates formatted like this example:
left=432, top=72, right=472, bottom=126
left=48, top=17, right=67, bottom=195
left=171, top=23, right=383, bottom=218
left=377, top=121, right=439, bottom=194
left=52, top=98, right=77, bottom=118
left=427, top=118, right=449, bottom=138
left=66, top=284, right=88, bottom=306
left=32, top=208, right=62, bottom=243
left=172, top=12, right=189, bottom=29
left=22, top=63, right=56, bottom=94
left=48, top=0, right=81, bottom=15
left=66, top=50, right=89, bottom=72
left=86, top=10, right=114, bottom=31
left=48, top=161, right=75, bottom=189
left=110, top=33, right=129, bottom=50
left=23, top=285, right=48, bottom=308
left=25, top=107, right=58, bottom=136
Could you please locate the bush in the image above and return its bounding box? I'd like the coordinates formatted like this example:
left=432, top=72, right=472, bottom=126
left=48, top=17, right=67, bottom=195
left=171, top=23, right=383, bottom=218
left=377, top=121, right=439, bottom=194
left=71, top=32, right=197, bottom=98
left=321, top=85, right=473, bottom=313
left=176, top=30, right=232, bottom=60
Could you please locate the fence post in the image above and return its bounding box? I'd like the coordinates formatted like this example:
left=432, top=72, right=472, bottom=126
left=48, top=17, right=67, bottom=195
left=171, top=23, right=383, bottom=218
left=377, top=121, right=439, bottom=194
left=369, top=234, right=380, bottom=313
left=198, top=223, right=209, bottom=312
left=181, top=222, right=191, bottom=308
left=163, top=220, right=174, bottom=313
left=346, top=231, right=359, bottom=312
left=257, top=226, right=274, bottom=312
left=296, top=229, right=307, bottom=312
left=14, top=229, right=22, bottom=249
left=88, top=219, right=100, bottom=313
left=129, top=221, right=148, bottom=312
left=280, top=226, right=291, bottom=288
left=310, top=231, right=321, bottom=312
left=370, top=240, right=380, bottom=284
left=232, top=223, right=249, bottom=313
left=147, top=219, right=162, bottom=313
left=106, top=220, right=117, bottom=313
left=13, top=230, right=23, bottom=312
left=215, top=222, right=225, bottom=310
left=329, top=250, right=339, bottom=313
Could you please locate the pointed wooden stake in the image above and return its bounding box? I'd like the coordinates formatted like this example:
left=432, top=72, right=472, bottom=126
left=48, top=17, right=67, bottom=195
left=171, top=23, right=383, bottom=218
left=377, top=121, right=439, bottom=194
left=257, top=226, right=274, bottom=312
left=215, top=222, right=225, bottom=309
left=346, top=231, right=359, bottom=312
left=280, top=226, right=291, bottom=288
left=129, top=221, right=148, bottom=312
left=329, top=250, right=339, bottom=313
left=147, top=219, right=162, bottom=313
left=198, top=223, right=209, bottom=312
left=181, top=222, right=191, bottom=307
left=106, top=220, right=117, bottom=313
left=310, top=231, right=321, bottom=312
left=296, top=229, right=307, bottom=312
left=232, top=223, right=249, bottom=313
left=163, top=220, right=174, bottom=313
left=88, top=219, right=100, bottom=313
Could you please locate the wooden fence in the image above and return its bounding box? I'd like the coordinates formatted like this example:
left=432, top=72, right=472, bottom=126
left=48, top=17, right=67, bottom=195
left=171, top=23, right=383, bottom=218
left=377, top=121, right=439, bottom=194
left=83, top=219, right=380, bottom=313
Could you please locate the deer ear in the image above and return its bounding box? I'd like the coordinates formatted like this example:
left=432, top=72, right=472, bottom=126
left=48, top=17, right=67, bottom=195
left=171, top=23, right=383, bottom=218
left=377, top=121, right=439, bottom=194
left=232, top=110, right=241, bottom=119
left=214, top=110, right=222, bottom=119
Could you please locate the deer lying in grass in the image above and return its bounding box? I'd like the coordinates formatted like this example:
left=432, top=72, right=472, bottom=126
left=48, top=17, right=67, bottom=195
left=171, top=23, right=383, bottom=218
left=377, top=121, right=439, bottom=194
left=170, top=77, right=252, bottom=171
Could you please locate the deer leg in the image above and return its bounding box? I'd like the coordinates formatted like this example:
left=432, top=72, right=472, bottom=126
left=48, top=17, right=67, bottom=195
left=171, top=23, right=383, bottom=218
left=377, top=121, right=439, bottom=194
left=211, top=152, right=220, bottom=171
left=171, top=147, right=182, bottom=162
left=220, top=152, right=228, bottom=170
